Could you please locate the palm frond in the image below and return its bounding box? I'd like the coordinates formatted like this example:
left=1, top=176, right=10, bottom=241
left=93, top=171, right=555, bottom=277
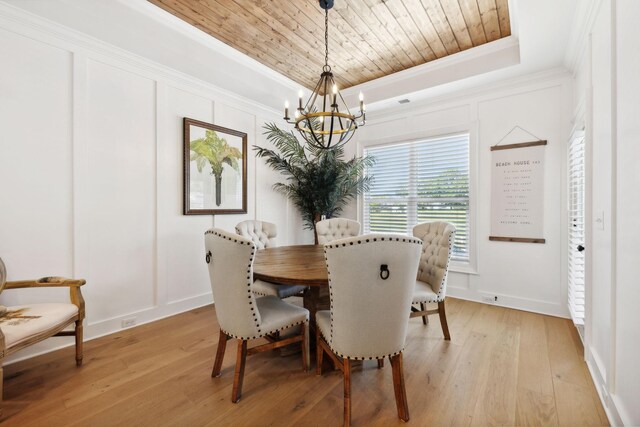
left=254, top=123, right=374, bottom=230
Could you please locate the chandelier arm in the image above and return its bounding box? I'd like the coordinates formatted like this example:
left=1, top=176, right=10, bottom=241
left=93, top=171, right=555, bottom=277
left=305, top=76, right=324, bottom=112
left=308, top=117, right=326, bottom=149
left=336, top=89, right=353, bottom=116
left=327, top=113, right=336, bottom=148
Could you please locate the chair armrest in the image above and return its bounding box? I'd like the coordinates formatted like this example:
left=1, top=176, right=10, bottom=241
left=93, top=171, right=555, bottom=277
left=4, top=277, right=86, bottom=290
left=4, top=277, right=86, bottom=321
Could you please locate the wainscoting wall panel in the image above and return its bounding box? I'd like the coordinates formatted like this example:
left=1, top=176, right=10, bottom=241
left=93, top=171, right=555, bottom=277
left=0, top=6, right=290, bottom=362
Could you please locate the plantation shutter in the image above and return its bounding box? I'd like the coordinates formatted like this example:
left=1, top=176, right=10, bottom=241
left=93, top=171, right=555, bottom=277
left=363, top=134, right=470, bottom=262
left=568, top=135, right=586, bottom=325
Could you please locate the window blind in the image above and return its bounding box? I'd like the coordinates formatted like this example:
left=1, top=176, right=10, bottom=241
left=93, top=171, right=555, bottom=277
left=568, top=135, right=585, bottom=325
left=363, top=134, right=470, bottom=262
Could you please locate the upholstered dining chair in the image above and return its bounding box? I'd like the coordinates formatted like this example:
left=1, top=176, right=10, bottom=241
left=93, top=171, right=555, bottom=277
left=316, top=234, right=422, bottom=426
left=315, top=218, right=360, bottom=245
left=410, top=221, right=456, bottom=340
left=0, top=257, right=86, bottom=416
left=235, top=220, right=306, bottom=299
left=205, top=228, right=309, bottom=403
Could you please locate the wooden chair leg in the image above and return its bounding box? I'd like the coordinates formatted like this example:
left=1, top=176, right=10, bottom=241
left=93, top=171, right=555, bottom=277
left=343, top=358, right=351, bottom=427
left=390, top=353, right=409, bottom=422
left=301, top=323, right=309, bottom=372
left=438, top=300, right=451, bottom=340
left=0, top=365, right=3, bottom=418
left=231, top=340, right=248, bottom=403
left=211, top=330, right=229, bottom=377
left=420, top=302, right=428, bottom=325
left=316, top=327, right=323, bottom=375
left=75, top=320, right=84, bottom=367
left=377, top=359, right=384, bottom=369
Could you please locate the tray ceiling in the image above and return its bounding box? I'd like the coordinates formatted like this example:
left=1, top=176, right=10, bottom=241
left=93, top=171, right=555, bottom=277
left=148, top=0, right=511, bottom=90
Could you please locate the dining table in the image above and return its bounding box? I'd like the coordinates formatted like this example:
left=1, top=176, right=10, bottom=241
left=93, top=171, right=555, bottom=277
left=253, top=244, right=329, bottom=332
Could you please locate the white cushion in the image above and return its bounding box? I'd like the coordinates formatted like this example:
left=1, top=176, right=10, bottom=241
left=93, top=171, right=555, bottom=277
left=252, top=280, right=306, bottom=299
left=1, top=303, right=78, bottom=348
left=205, top=228, right=309, bottom=340
left=316, top=218, right=360, bottom=245
left=412, top=280, right=440, bottom=303
left=256, top=296, right=309, bottom=335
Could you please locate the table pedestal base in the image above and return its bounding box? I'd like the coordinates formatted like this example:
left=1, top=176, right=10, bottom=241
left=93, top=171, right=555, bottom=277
left=303, top=285, right=330, bottom=331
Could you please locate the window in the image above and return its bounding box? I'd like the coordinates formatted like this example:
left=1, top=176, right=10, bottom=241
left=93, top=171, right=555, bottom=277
left=363, top=133, right=471, bottom=262
left=567, top=132, right=585, bottom=326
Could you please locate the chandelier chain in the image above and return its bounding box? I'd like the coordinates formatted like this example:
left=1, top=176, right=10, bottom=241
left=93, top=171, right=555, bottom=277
left=324, top=8, right=329, bottom=67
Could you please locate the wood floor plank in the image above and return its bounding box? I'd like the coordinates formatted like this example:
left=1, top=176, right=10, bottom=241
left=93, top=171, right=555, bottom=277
left=470, top=312, right=520, bottom=426
left=0, top=299, right=608, bottom=427
left=515, top=311, right=559, bottom=426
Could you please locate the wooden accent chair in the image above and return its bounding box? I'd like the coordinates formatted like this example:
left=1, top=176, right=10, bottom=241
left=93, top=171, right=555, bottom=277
left=316, top=234, right=422, bottom=426
left=204, top=228, right=309, bottom=403
left=0, top=257, right=85, bottom=415
left=315, top=218, right=360, bottom=245
left=410, top=221, right=456, bottom=340
left=235, top=220, right=306, bottom=299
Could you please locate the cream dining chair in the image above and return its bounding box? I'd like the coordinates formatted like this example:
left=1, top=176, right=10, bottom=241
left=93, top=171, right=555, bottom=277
left=316, top=234, right=422, bottom=426
left=235, top=220, right=306, bottom=299
left=410, top=221, right=456, bottom=340
left=315, top=218, right=360, bottom=244
left=205, top=228, right=309, bottom=403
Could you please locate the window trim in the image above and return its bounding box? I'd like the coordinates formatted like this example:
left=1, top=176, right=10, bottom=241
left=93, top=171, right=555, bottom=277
left=357, top=123, right=478, bottom=274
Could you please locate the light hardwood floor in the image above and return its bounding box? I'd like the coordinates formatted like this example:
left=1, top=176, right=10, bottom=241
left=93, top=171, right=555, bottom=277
left=1, top=298, right=608, bottom=426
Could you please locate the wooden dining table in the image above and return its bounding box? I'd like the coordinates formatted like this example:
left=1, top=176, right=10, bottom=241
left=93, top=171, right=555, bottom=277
left=253, top=244, right=329, bottom=331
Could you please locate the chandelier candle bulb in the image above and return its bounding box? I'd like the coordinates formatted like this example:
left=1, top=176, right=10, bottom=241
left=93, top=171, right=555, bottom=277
left=284, top=100, right=289, bottom=119
left=282, top=0, right=365, bottom=149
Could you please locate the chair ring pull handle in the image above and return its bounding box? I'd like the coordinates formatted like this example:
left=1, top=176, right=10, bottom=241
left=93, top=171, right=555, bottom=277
left=380, top=264, right=389, bottom=280
left=206, top=251, right=212, bottom=264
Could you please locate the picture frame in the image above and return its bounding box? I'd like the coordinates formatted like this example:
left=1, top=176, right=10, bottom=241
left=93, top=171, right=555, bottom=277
left=183, top=117, right=247, bottom=215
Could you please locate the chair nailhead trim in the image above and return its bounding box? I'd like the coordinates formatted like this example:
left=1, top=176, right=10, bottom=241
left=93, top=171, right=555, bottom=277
left=317, top=328, right=405, bottom=361
left=220, top=318, right=308, bottom=341
left=206, top=229, right=262, bottom=335
left=323, top=235, right=423, bottom=351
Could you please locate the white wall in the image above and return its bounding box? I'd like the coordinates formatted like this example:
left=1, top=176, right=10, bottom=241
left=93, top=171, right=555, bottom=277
left=0, top=4, right=300, bottom=361
left=613, top=0, right=640, bottom=423
left=355, top=70, right=572, bottom=318
left=569, top=0, right=640, bottom=424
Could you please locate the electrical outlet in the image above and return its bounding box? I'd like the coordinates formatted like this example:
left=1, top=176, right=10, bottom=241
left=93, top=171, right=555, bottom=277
left=121, top=317, right=137, bottom=328
left=481, top=295, right=499, bottom=304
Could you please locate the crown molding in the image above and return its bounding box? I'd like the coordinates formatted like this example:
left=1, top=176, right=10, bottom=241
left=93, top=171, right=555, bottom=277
left=363, top=67, right=571, bottom=123
left=564, top=0, right=604, bottom=74
left=341, top=36, right=520, bottom=109
left=0, top=1, right=286, bottom=117
left=119, top=0, right=300, bottom=92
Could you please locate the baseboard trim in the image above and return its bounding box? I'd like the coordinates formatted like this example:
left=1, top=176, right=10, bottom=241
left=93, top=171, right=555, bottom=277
left=3, top=292, right=213, bottom=365
left=447, top=287, right=570, bottom=318
left=585, top=345, right=623, bottom=426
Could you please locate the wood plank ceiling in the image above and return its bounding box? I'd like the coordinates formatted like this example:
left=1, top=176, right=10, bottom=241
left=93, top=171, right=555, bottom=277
left=148, top=0, right=511, bottom=90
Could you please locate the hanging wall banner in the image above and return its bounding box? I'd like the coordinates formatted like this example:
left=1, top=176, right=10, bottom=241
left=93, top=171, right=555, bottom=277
left=490, top=141, right=547, bottom=243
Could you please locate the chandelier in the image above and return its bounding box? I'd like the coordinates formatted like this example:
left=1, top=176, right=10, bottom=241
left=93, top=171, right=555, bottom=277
left=283, top=0, right=365, bottom=150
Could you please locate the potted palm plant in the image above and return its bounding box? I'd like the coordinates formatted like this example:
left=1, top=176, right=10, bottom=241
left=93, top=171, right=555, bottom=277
left=190, top=129, right=242, bottom=207
left=255, top=123, right=374, bottom=243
